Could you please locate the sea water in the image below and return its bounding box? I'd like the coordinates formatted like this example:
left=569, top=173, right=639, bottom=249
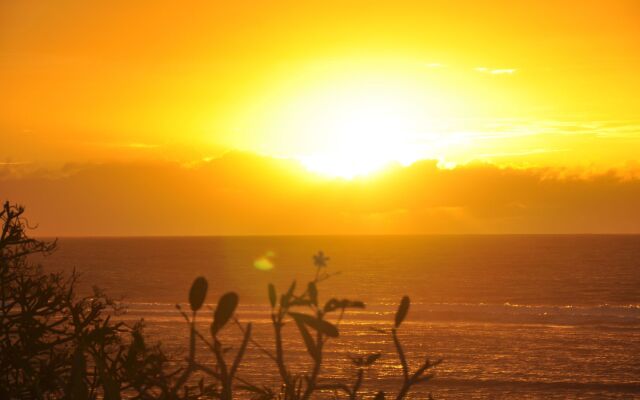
left=39, top=235, right=640, bottom=399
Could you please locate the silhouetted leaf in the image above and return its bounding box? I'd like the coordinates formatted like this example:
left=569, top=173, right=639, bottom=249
left=364, top=353, right=381, bottom=366
left=126, top=330, right=145, bottom=368
left=211, top=292, right=239, bottom=336
left=268, top=284, right=276, bottom=308
left=293, top=316, right=318, bottom=361
left=370, top=326, right=387, bottom=334
left=131, top=329, right=145, bottom=354
left=324, top=298, right=365, bottom=312
left=350, top=352, right=381, bottom=367
left=348, top=300, right=365, bottom=309
left=286, top=280, right=296, bottom=298
left=323, top=298, right=340, bottom=313
left=289, top=312, right=339, bottom=338
left=189, top=276, right=208, bottom=312
left=237, top=384, right=260, bottom=393
left=308, top=282, right=318, bottom=306
left=374, top=391, right=385, bottom=400
left=395, top=296, right=410, bottom=328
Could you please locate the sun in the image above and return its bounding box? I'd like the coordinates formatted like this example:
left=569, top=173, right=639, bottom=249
left=295, top=87, right=423, bottom=178
left=278, top=77, right=433, bottom=178
left=228, top=64, right=465, bottom=178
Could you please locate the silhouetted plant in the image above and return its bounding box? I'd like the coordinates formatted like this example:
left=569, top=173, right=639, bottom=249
left=389, top=296, right=441, bottom=400
left=0, top=201, right=442, bottom=399
left=0, top=201, right=172, bottom=399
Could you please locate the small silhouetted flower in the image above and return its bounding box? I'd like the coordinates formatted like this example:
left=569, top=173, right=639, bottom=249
left=313, top=251, right=329, bottom=268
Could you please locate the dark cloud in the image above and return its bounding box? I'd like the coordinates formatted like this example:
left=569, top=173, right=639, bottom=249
left=2, top=152, right=640, bottom=235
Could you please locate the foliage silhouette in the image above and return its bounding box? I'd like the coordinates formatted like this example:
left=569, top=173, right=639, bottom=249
left=0, top=201, right=171, bottom=399
left=189, top=277, right=208, bottom=312
left=0, top=201, right=442, bottom=399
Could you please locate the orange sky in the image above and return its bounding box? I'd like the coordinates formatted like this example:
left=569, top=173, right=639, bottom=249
left=1, top=1, right=640, bottom=234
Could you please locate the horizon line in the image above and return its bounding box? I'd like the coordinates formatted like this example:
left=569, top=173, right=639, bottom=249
left=36, top=232, right=640, bottom=239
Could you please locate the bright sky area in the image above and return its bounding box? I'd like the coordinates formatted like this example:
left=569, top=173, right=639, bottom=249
left=1, top=1, right=640, bottom=234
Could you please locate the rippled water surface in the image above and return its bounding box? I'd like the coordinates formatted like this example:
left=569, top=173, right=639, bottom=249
left=40, top=235, right=640, bottom=399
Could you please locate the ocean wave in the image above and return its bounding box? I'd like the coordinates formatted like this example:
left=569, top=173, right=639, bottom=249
left=118, top=301, right=640, bottom=327
left=428, top=378, right=640, bottom=393
left=387, top=302, right=640, bottom=326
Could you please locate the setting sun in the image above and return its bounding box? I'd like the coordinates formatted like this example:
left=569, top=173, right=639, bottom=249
left=230, top=65, right=469, bottom=178
left=287, top=77, right=426, bottom=177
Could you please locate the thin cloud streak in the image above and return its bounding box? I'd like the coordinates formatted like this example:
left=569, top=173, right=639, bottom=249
left=475, top=67, right=517, bottom=74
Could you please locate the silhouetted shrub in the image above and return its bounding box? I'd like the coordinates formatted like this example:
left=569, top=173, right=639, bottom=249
left=0, top=202, right=170, bottom=399
left=0, top=202, right=441, bottom=399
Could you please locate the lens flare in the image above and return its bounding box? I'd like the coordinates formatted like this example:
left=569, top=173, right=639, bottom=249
left=253, top=250, right=276, bottom=271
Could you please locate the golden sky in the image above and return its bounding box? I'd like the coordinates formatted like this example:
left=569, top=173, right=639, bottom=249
left=1, top=1, right=640, bottom=234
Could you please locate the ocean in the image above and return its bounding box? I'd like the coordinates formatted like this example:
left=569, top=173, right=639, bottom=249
left=39, top=235, right=640, bottom=399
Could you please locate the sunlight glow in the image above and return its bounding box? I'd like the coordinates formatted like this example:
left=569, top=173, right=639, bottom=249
left=284, top=79, right=430, bottom=178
